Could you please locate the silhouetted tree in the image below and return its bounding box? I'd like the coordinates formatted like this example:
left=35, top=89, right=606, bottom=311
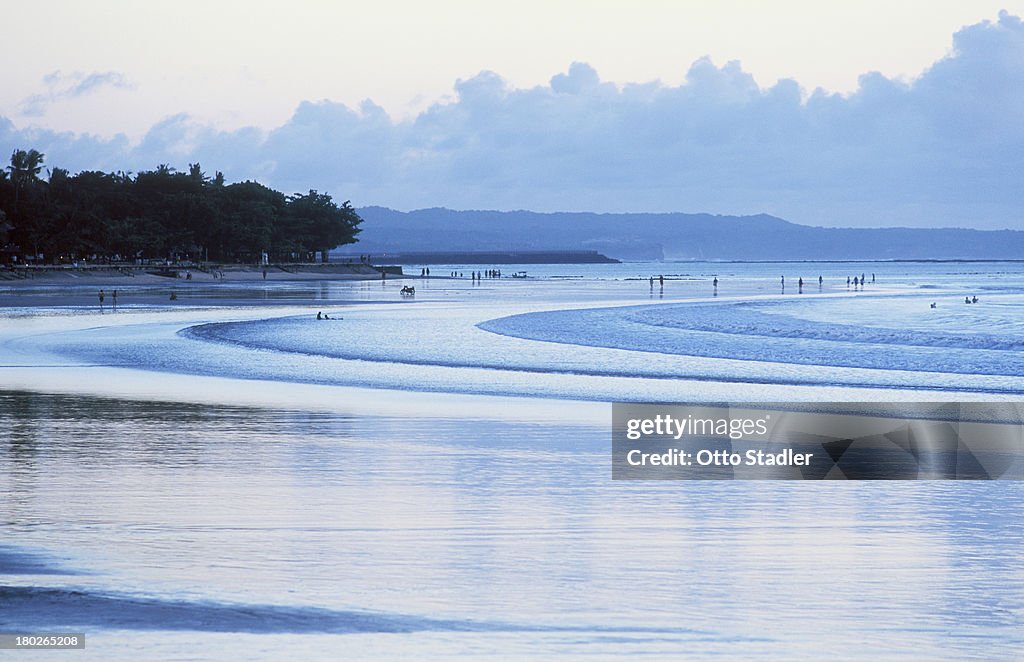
left=0, top=150, right=363, bottom=264
left=8, top=149, right=45, bottom=204
left=286, top=190, right=361, bottom=262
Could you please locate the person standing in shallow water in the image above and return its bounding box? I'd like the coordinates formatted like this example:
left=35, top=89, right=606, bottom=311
left=98, top=289, right=105, bottom=311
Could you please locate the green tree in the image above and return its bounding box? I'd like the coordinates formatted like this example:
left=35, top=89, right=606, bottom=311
left=0, top=150, right=364, bottom=264
left=8, top=149, right=45, bottom=204
left=0, top=208, right=10, bottom=246
left=285, top=190, right=362, bottom=262
left=212, top=181, right=286, bottom=261
left=188, top=162, right=207, bottom=184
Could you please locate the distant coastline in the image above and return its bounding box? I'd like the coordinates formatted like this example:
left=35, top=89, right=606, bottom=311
left=650, top=258, right=1024, bottom=264
left=333, top=250, right=619, bottom=265
left=352, top=207, right=1024, bottom=262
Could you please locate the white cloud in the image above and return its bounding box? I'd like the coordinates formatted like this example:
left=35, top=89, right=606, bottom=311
left=2, top=13, right=1024, bottom=229
left=19, top=71, right=134, bottom=117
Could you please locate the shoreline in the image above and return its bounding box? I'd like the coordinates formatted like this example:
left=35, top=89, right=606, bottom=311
left=3, top=274, right=1018, bottom=406
left=0, top=297, right=609, bottom=425
left=0, top=288, right=402, bottom=311
left=0, top=265, right=417, bottom=309
left=0, top=262, right=399, bottom=286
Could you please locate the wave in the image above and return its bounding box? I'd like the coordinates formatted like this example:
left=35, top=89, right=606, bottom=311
left=628, top=301, right=1024, bottom=351
left=0, top=586, right=479, bottom=634
left=33, top=293, right=1024, bottom=398
left=0, top=586, right=711, bottom=637
left=479, top=298, right=1024, bottom=377
left=169, top=307, right=1024, bottom=397
left=0, top=546, right=79, bottom=576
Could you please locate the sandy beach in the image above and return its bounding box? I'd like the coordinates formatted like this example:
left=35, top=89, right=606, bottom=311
left=0, top=263, right=412, bottom=310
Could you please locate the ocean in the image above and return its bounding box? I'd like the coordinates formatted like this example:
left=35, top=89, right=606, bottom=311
left=1, top=260, right=1022, bottom=659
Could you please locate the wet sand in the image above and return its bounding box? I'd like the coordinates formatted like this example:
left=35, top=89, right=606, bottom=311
left=0, top=267, right=415, bottom=310
left=0, top=279, right=604, bottom=425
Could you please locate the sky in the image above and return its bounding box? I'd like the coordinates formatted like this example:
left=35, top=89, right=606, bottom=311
left=2, top=1, right=1024, bottom=229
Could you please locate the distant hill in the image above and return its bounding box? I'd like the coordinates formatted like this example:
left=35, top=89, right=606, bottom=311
left=347, top=207, right=1024, bottom=261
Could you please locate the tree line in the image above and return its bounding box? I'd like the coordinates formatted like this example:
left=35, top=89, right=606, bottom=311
left=0, top=149, right=362, bottom=264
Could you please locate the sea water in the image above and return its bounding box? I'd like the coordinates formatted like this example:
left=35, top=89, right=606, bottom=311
left=1, top=261, right=1023, bottom=659
left=17, top=260, right=1024, bottom=399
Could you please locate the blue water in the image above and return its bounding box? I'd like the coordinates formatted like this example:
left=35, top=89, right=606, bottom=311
left=480, top=295, right=1024, bottom=377
left=2, top=261, right=1024, bottom=659
left=1, top=392, right=1021, bottom=659
left=12, top=261, right=1024, bottom=399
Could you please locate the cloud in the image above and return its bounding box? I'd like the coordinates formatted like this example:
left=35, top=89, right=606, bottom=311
left=2, top=13, right=1024, bottom=229
left=20, top=71, right=134, bottom=117
left=549, top=62, right=605, bottom=95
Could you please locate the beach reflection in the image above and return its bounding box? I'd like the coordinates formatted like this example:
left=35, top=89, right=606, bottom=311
left=1, top=391, right=1022, bottom=659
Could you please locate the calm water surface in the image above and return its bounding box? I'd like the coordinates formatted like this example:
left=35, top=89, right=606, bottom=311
left=2, top=392, right=1022, bottom=659
left=1, top=262, right=1023, bottom=659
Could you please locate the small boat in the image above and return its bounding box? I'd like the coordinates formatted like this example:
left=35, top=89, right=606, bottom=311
left=511, top=271, right=528, bottom=279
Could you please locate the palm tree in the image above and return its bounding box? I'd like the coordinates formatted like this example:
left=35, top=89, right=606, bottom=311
left=8, top=149, right=45, bottom=203
left=188, top=162, right=208, bottom=183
